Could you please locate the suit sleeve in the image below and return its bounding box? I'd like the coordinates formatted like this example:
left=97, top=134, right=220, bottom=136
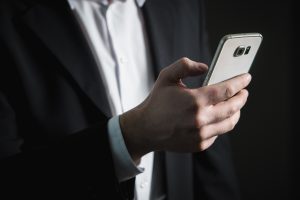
left=0, top=90, right=117, bottom=199
left=0, top=36, right=128, bottom=200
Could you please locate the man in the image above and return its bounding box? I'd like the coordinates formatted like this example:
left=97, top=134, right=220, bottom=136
left=0, top=0, right=250, bottom=199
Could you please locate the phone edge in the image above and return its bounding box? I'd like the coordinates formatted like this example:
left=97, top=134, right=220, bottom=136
left=202, top=33, right=263, bottom=86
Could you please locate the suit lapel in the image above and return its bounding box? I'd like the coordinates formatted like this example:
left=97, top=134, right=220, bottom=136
left=20, top=0, right=112, bottom=117
left=142, top=0, right=176, bottom=77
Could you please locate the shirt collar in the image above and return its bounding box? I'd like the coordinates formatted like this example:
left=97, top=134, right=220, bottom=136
left=69, top=0, right=146, bottom=7
left=136, top=0, right=146, bottom=7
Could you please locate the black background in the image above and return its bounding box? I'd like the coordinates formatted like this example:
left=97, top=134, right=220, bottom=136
left=206, top=1, right=297, bottom=199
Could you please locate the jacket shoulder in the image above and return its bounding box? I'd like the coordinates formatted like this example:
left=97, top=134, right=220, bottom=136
left=0, top=0, right=29, bottom=39
left=0, top=0, right=29, bottom=19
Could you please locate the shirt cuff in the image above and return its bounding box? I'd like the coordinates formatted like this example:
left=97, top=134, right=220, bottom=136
left=107, top=115, right=144, bottom=182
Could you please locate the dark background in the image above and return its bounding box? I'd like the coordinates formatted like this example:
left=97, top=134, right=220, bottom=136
left=205, top=1, right=297, bottom=199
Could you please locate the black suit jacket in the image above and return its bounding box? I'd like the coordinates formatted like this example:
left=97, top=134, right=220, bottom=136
left=0, top=0, right=240, bottom=199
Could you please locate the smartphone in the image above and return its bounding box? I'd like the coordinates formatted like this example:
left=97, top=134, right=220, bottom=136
left=202, top=33, right=263, bottom=86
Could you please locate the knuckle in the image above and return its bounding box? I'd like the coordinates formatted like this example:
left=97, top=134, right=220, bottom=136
left=190, top=102, right=199, bottom=115
left=204, top=87, right=218, bottom=103
left=225, top=85, right=235, bottom=98
left=198, top=126, right=207, bottom=141
left=189, top=91, right=204, bottom=112
left=159, top=68, right=168, bottom=76
left=242, top=75, right=251, bottom=86
left=198, top=142, right=207, bottom=151
left=242, top=89, right=249, bottom=96
left=192, top=89, right=206, bottom=106
left=196, top=114, right=207, bottom=127
left=158, top=68, right=168, bottom=80
left=208, top=87, right=218, bottom=98
left=187, top=93, right=198, bottom=111
left=179, top=57, right=191, bottom=66
left=228, top=118, right=236, bottom=130
left=242, top=90, right=249, bottom=103
left=236, top=111, right=241, bottom=120
left=228, top=105, right=238, bottom=117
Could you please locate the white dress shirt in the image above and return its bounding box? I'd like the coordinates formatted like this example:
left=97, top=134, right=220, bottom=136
left=67, top=0, right=154, bottom=199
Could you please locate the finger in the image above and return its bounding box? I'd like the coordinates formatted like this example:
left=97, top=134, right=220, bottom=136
left=199, top=111, right=240, bottom=139
left=198, top=136, right=218, bottom=151
left=204, top=89, right=248, bottom=124
left=160, top=57, right=208, bottom=84
left=199, top=73, right=251, bottom=105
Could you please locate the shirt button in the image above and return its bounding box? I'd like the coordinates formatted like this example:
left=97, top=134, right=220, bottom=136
left=140, top=180, right=148, bottom=189
left=140, top=183, right=145, bottom=189
left=119, top=57, right=128, bottom=64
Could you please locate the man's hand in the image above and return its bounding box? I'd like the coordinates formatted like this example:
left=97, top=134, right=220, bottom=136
left=120, top=57, right=251, bottom=163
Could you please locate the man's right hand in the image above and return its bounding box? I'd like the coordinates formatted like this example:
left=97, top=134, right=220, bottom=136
left=120, top=57, right=251, bottom=163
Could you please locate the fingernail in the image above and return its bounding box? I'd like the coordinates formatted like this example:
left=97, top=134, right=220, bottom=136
left=246, top=74, right=252, bottom=82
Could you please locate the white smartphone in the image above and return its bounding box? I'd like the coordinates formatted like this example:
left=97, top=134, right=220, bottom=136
left=202, top=33, right=263, bottom=86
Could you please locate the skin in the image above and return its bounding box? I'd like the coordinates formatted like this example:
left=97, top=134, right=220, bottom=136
left=120, top=57, right=251, bottom=163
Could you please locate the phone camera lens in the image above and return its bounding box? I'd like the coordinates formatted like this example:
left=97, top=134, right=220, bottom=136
left=244, top=46, right=251, bottom=55
left=234, top=46, right=245, bottom=57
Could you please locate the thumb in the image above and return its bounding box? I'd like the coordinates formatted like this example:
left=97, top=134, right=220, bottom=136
left=162, top=57, right=208, bottom=84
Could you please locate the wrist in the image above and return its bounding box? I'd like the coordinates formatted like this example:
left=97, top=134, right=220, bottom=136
left=120, top=106, right=149, bottom=164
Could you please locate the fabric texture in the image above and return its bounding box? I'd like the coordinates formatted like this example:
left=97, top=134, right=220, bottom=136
left=0, top=0, right=240, bottom=199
